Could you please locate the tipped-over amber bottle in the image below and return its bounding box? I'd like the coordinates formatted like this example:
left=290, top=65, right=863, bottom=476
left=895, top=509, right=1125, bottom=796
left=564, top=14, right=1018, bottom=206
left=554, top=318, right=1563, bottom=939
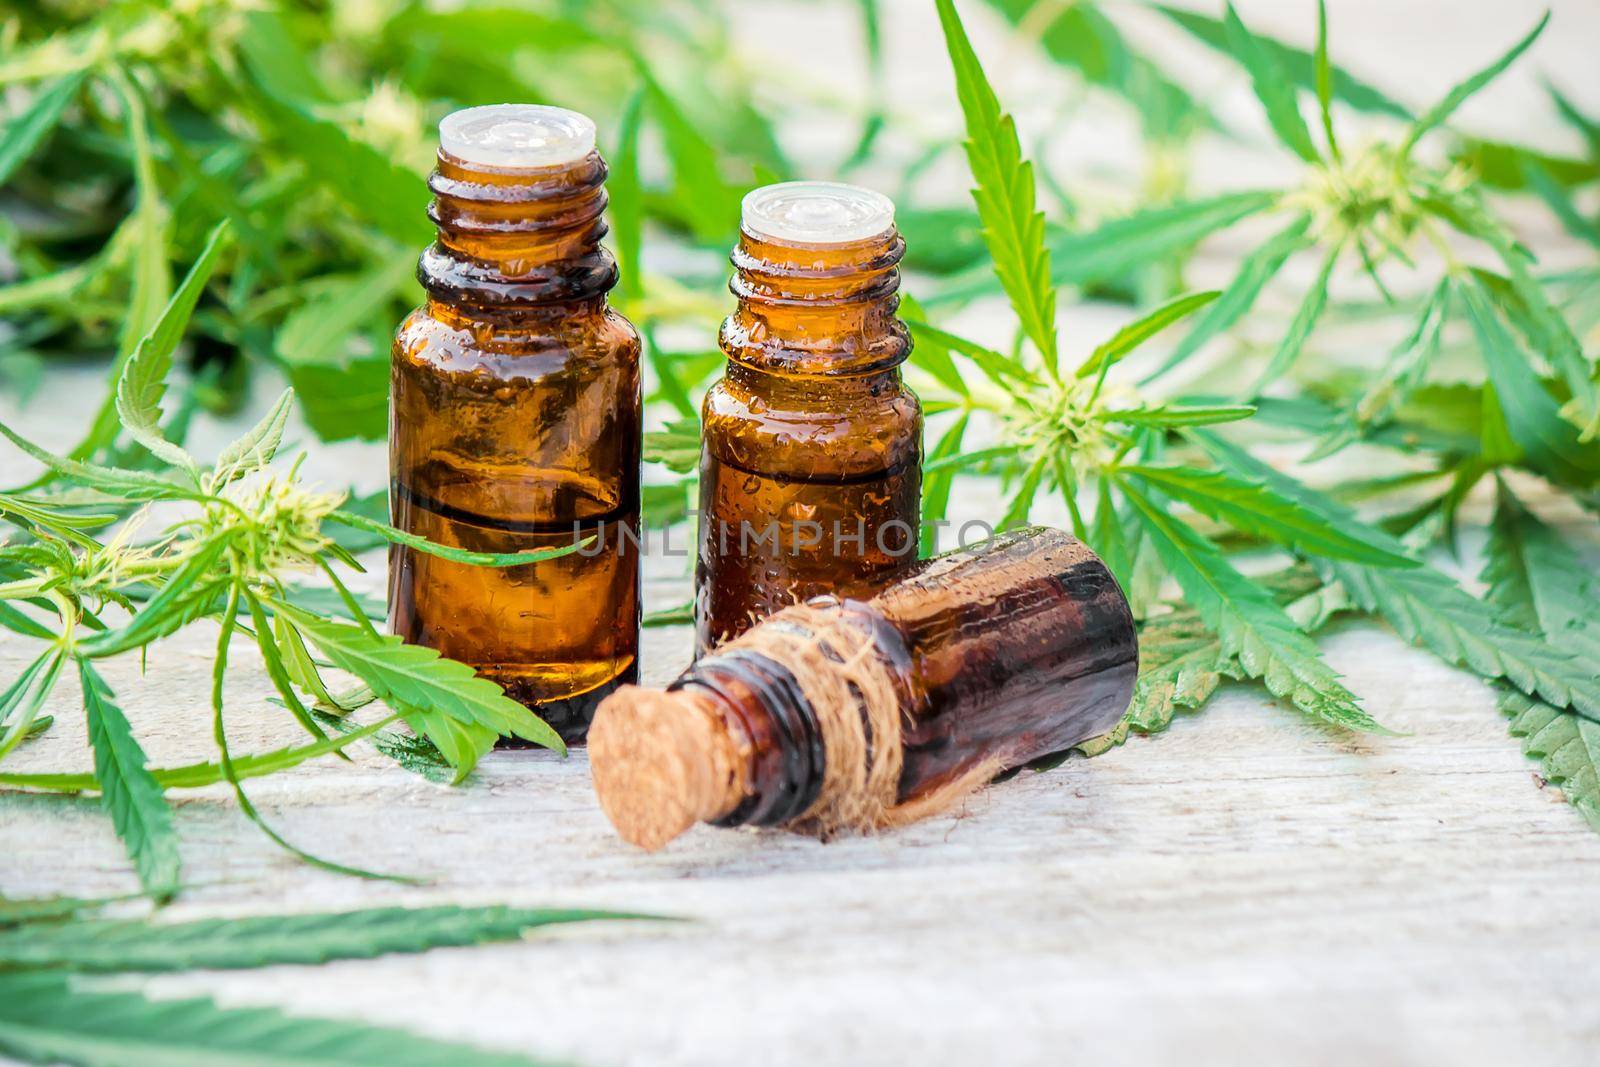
left=694, top=181, right=921, bottom=656
left=590, top=527, right=1138, bottom=850
left=389, top=105, right=641, bottom=744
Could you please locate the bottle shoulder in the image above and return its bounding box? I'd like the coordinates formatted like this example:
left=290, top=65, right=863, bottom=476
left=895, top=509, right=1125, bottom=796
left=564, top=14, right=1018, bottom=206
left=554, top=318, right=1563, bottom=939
left=394, top=302, right=640, bottom=379
left=700, top=372, right=922, bottom=474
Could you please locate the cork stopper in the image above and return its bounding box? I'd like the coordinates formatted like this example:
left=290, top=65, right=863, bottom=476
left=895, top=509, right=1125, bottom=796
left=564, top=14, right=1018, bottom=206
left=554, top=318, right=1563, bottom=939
left=588, top=686, right=746, bottom=851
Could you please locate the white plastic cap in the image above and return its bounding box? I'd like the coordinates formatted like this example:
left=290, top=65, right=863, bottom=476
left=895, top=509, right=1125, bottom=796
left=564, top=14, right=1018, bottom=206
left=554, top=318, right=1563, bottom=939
left=438, top=104, right=596, bottom=170
left=741, top=181, right=896, bottom=246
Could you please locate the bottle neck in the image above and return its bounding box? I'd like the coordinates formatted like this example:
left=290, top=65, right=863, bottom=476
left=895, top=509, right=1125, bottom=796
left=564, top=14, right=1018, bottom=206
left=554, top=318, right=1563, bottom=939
left=720, top=228, right=910, bottom=377
left=418, top=149, right=617, bottom=317
left=672, top=649, right=828, bottom=827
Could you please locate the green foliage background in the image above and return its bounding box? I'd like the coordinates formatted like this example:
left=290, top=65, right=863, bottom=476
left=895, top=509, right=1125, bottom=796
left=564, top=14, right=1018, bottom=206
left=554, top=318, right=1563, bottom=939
left=0, top=0, right=1599, bottom=1003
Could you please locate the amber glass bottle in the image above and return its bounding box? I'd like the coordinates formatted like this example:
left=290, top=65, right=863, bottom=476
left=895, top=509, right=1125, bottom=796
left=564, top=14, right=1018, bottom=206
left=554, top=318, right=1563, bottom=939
left=695, top=181, right=921, bottom=655
left=389, top=105, right=641, bottom=744
left=590, top=527, right=1139, bottom=850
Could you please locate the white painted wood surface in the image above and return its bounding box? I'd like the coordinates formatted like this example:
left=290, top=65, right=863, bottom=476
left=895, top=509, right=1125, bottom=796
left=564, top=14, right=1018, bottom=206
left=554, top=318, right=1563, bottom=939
left=5, top=2, right=1600, bottom=1064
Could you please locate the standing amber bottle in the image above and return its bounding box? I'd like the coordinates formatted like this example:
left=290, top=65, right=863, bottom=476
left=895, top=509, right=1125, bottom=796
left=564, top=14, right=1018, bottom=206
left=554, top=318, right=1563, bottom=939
left=590, top=527, right=1139, bottom=850
left=389, top=105, right=641, bottom=744
left=695, top=181, right=921, bottom=655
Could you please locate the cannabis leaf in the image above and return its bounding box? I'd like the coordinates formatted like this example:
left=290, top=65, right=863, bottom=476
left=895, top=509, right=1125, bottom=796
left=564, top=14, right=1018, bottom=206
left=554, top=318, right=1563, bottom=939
left=80, top=661, right=180, bottom=900
left=1127, top=610, right=1229, bottom=735
left=1501, top=691, right=1600, bottom=832
left=935, top=0, right=1059, bottom=377
left=1075, top=290, right=1220, bottom=382
left=1194, top=431, right=1600, bottom=720
left=1120, top=463, right=1416, bottom=567
left=1118, top=478, right=1383, bottom=732
left=1221, top=3, right=1320, bottom=162
left=0, top=72, right=86, bottom=185
left=1481, top=483, right=1600, bottom=831
left=0, top=905, right=651, bottom=973
left=114, top=222, right=232, bottom=479
left=0, top=714, right=403, bottom=794
left=1400, top=12, right=1550, bottom=157
left=270, top=603, right=564, bottom=753
left=211, top=389, right=295, bottom=486
left=325, top=510, right=590, bottom=568
left=1461, top=279, right=1600, bottom=485
left=0, top=972, right=557, bottom=1067
left=1146, top=214, right=1313, bottom=382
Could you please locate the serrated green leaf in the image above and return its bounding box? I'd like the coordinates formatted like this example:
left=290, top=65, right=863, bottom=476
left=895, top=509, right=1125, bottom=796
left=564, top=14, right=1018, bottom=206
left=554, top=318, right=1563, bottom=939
left=1122, top=462, right=1416, bottom=567
left=905, top=319, right=1038, bottom=390
left=0, top=904, right=650, bottom=973
left=0, top=650, right=66, bottom=762
left=245, top=594, right=336, bottom=750
left=1440, top=192, right=1597, bottom=437
left=1118, top=478, right=1383, bottom=732
left=1193, top=429, right=1600, bottom=721
left=1221, top=3, right=1320, bottom=162
left=212, top=389, right=294, bottom=484
left=642, top=416, right=701, bottom=474
left=0, top=713, right=403, bottom=794
left=212, top=586, right=404, bottom=884
left=923, top=444, right=1024, bottom=475
left=1325, top=560, right=1600, bottom=721
left=1154, top=5, right=1410, bottom=119
left=1462, top=278, right=1600, bottom=485
left=610, top=87, right=645, bottom=302
left=1054, top=192, right=1276, bottom=289
left=1100, top=404, right=1255, bottom=428
left=269, top=602, right=563, bottom=753
left=0, top=421, right=198, bottom=504
left=80, top=660, right=179, bottom=900
left=1144, top=214, right=1313, bottom=382
left=69, top=71, right=170, bottom=463
left=312, top=708, right=452, bottom=783
left=1502, top=691, right=1600, bottom=832
left=1482, top=484, right=1600, bottom=659
left=324, top=510, right=587, bottom=569
left=1481, top=486, right=1600, bottom=832
left=1000, top=454, right=1048, bottom=530
left=399, top=708, right=497, bottom=785
left=1251, top=240, right=1339, bottom=393
left=935, top=0, right=1059, bottom=376
left=114, top=222, right=232, bottom=478
left=935, top=192, right=1274, bottom=305
left=1521, top=156, right=1600, bottom=250
left=278, top=261, right=416, bottom=372
left=1313, top=0, right=1338, bottom=159
left=0, top=71, right=86, bottom=186
left=1549, top=82, right=1600, bottom=157
left=920, top=412, right=969, bottom=545
left=1087, top=480, right=1133, bottom=593
left=1309, top=277, right=1451, bottom=460
left=1128, top=637, right=1230, bottom=735
left=1402, top=12, right=1549, bottom=156
left=1076, top=289, right=1220, bottom=381
left=644, top=74, right=742, bottom=245
left=0, top=972, right=557, bottom=1067
left=900, top=293, right=967, bottom=396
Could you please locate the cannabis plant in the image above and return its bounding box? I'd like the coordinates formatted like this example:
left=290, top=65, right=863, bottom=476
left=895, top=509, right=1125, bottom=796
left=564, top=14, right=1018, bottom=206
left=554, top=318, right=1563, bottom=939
left=0, top=223, right=581, bottom=897
left=917, top=1, right=1600, bottom=826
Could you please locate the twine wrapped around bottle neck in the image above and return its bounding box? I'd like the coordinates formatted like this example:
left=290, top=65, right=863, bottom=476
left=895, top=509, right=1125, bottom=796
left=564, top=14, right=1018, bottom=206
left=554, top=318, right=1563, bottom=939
left=589, top=601, right=1007, bottom=850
